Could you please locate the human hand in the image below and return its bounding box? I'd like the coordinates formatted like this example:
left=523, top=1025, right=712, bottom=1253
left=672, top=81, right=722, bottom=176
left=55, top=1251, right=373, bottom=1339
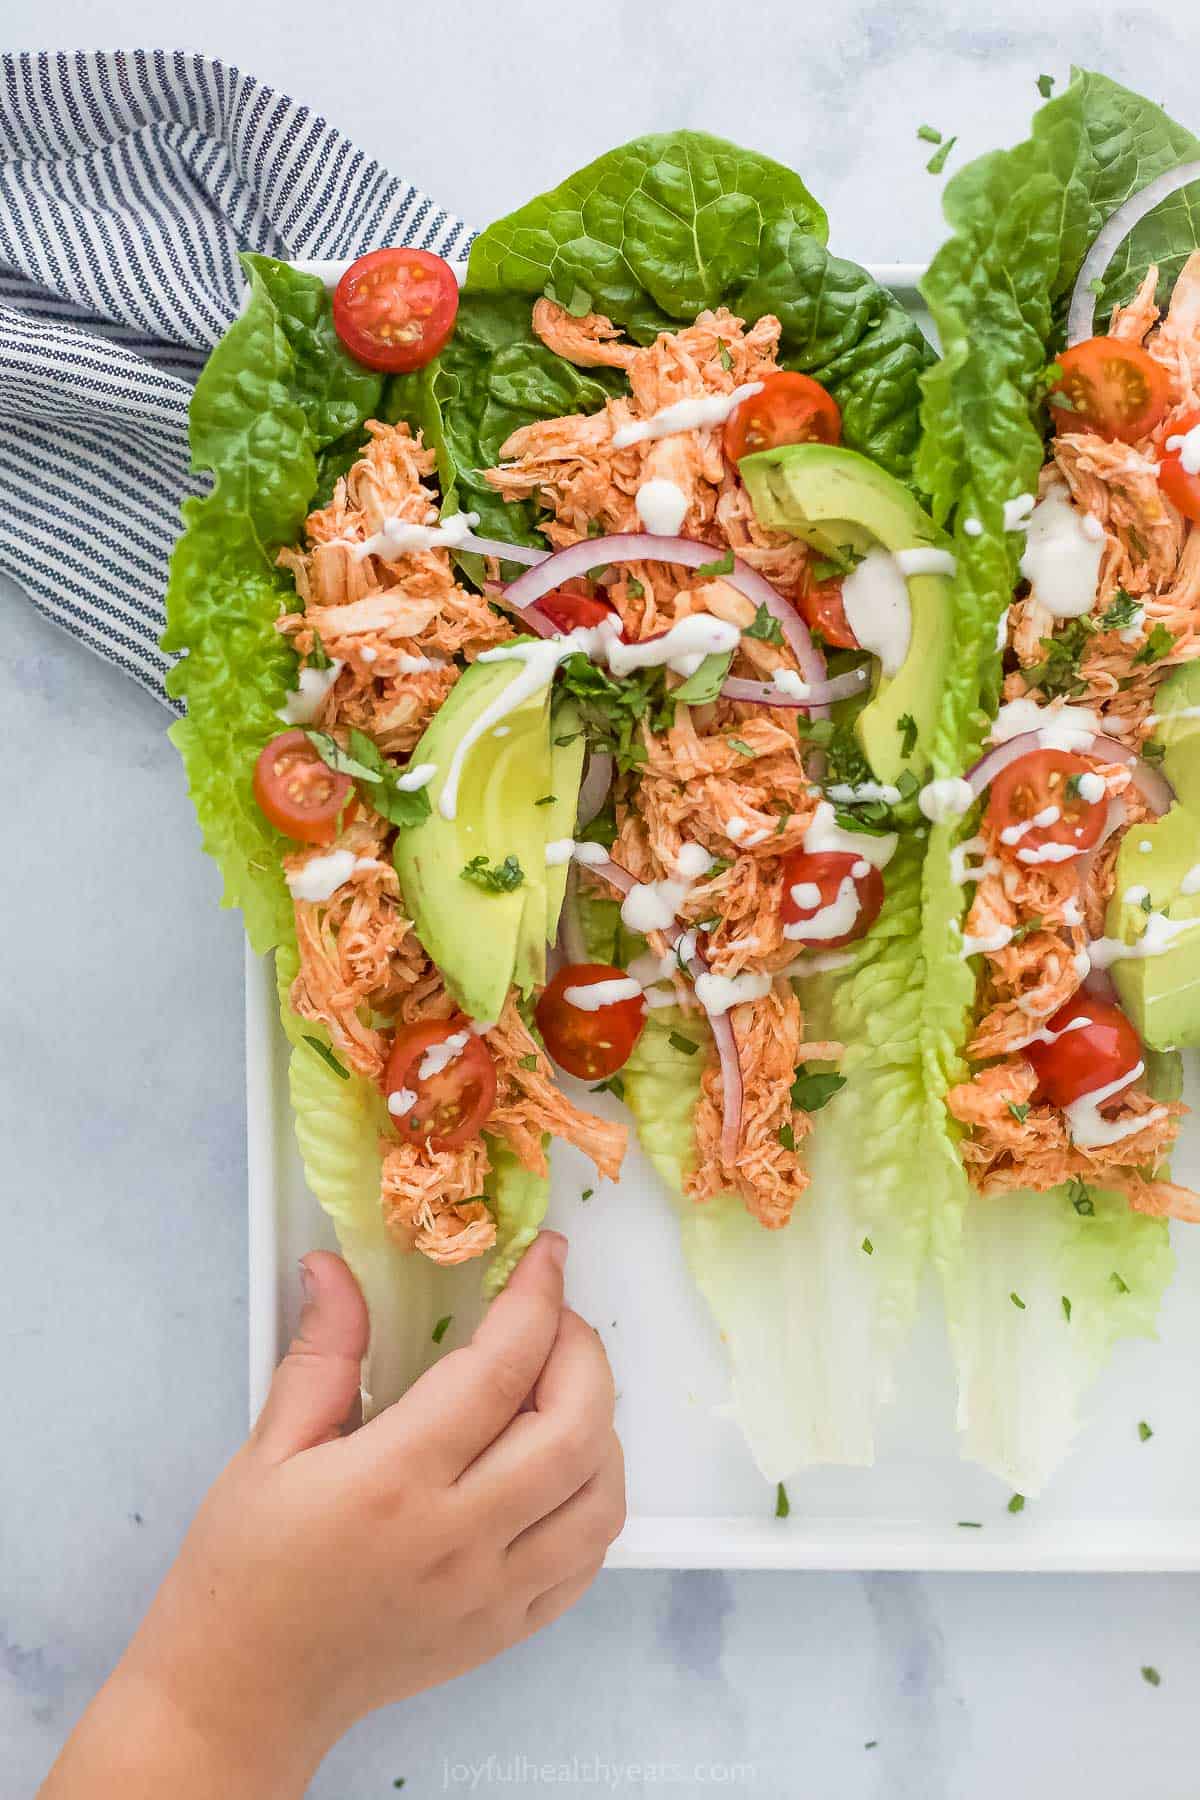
left=42, top=1231, right=624, bottom=1800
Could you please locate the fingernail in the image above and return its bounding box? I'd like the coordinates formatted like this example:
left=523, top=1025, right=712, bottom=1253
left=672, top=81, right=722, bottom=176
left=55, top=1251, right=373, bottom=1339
left=298, top=1259, right=316, bottom=1304
left=543, top=1231, right=568, bottom=1271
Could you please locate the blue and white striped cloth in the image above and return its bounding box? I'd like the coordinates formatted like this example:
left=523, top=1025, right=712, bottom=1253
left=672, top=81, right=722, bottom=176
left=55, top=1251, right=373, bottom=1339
left=0, top=50, right=470, bottom=706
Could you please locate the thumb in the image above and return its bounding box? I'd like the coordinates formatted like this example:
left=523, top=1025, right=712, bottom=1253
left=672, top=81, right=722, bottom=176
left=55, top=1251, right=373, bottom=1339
left=252, top=1252, right=369, bottom=1460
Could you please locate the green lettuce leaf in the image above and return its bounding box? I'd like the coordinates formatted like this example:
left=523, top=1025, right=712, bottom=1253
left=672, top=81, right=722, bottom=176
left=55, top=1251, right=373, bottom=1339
left=481, top=1136, right=550, bottom=1300
left=918, top=70, right=1195, bottom=1490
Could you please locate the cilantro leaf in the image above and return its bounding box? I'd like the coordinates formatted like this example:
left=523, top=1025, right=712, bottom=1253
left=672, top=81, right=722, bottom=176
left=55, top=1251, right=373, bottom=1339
left=774, top=1481, right=790, bottom=1519
left=1008, top=1493, right=1026, bottom=1513
left=790, top=1068, right=846, bottom=1113
left=1010, top=1292, right=1027, bottom=1310
left=1036, top=73, right=1055, bottom=97
left=1099, top=588, right=1141, bottom=632
left=304, top=729, right=381, bottom=783
left=694, top=547, right=735, bottom=580
left=926, top=136, right=958, bottom=175
left=1068, top=1177, right=1095, bottom=1216
left=745, top=603, right=785, bottom=645
left=668, top=1031, right=700, bottom=1055
left=431, top=1315, right=452, bottom=1345
left=897, top=712, right=918, bottom=757
left=346, top=729, right=433, bottom=829
left=716, top=338, right=733, bottom=372
left=916, top=123, right=943, bottom=144
left=1139, top=1420, right=1153, bottom=1442
left=1007, top=1101, right=1030, bottom=1123
left=461, top=854, right=525, bottom=893
left=303, top=1036, right=350, bottom=1081
left=1133, top=623, right=1177, bottom=666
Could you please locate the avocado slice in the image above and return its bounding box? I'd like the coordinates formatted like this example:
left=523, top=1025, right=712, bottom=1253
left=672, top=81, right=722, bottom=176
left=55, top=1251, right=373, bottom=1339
left=394, top=657, right=580, bottom=1022
left=738, top=444, right=952, bottom=783
left=1104, top=661, right=1200, bottom=1050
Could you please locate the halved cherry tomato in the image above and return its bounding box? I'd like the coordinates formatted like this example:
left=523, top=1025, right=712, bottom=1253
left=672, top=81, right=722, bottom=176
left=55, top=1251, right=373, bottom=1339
left=723, top=371, right=842, bottom=462
left=535, top=962, right=647, bottom=1081
left=332, top=248, right=459, bottom=373
left=537, top=589, right=616, bottom=633
left=383, top=1018, right=496, bottom=1149
left=797, top=577, right=859, bottom=650
left=985, top=749, right=1106, bottom=861
left=1157, top=408, right=1200, bottom=525
left=780, top=850, right=884, bottom=949
left=253, top=729, right=352, bottom=845
left=1050, top=337, right=1170, bottom=442
left=1024, top=993, right=1142, bottom=1110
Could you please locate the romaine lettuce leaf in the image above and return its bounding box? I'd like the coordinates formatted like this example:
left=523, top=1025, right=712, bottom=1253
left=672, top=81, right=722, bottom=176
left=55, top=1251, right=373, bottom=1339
left=918, top=70, right=1194, bottom=1490
left=481, top=1136, right=550, bottom=1301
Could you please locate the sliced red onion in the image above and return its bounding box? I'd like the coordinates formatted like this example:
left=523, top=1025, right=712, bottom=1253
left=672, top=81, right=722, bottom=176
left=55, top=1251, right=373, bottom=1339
left=720, top=668, right=871, bottom=709
left=575, top=753, right=614, bottom=830
left=1068, top=161, right=1200, bottom=345
left=501, top=531, right=830, bottom=713
left=457, top=530, right=549, bottom=567
left=482, top=579, right=559, bottom=638
left=579, top=851, right=744, bottom=1154
left=964, top=729, right=1173, bottom=815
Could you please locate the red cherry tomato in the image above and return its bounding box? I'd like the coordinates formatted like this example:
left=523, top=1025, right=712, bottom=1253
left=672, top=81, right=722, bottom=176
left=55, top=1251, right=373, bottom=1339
left=780, top=850, right=884, bottom=949
left=1050, top=337, right=1170, bottom=442
left=253, top=730, right=352, bottom=845
left=383, top=1018, right=496, bottom=1150
left=537, top=589, right=616, bottom=633
left=535, top=962, right=647, bottom=1081
left=797, top=577, right=859, bottom=650
left=1157, top=409, right=1200, bottom=525
left=723, top=371, right=842, bottom=462
left=1025, top=993, right=1143, bottom=1110
left=985, top=749, right=1107, bottom=862
left=332, top=248, right=459, bottom=373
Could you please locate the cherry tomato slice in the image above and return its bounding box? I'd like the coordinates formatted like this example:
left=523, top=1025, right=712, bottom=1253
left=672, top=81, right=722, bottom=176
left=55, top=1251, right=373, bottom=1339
left=985, top=750, right=1106, bottom=862
left=1157, top=409, right=1200, bottom=525
left=1050, top=337, right=1170, bottom=442
left=537, top=589, right=616, bottom=633
left=797, top=577, right=860, bottom=650
left=780, top=850, right=884, bottom=949
left=535, top=962, right=647, bottom=1081
left=1024, top=993, right=1143, bottom=1110
left=332, top=248, right=459, bottom=373
left=723, top=371, right=842, bottom=462
left=383, top=1018, right=496, bottom=1150
left=253, top=730, right=352, bottom=845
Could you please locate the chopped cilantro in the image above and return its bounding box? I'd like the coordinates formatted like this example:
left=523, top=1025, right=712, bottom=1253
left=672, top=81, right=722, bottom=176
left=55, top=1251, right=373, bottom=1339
left=554, top=731, right=582, bottom=748
left=728, top=737, right=756, bottom=758
left=897, top=712, right=918, bottom=758
left=590, top=1073, right=626, bottom=1101
left=834, top=808, right=893, bottom=838
left=1141, top=1666, right=1161, bottom=1687
left=1062, top=1296, right=1072, bottom=1322
left=1069, top=1177, right=1095, bottom=1216
left=926, top=135, right=958, bottom=175
left=1009, top=915, right=1045, bottom=945
left=716, top=338, right=733, bottom=372
left=957, top=1520, right=982, bottom=1529
left=304, top=729, right=380, bottom=784
left=431, top=1315, right=452, bottom=1346
left=626, top=576, right=645, bottom=599
left=778, top=1123, right=797, bottom=1152
left=1023, top=617, right=1095, bottom=699
left=1008, top=1493, right=1026, bottom=1514
left=1099, top=588, right=1141, bottom=632
left=1010, top=1292, right=1026, bottom=1310
left=1111, top=1271, right=1130, bottom=1294
left=1007, top=1101, right=1030, bottom=1123
left=556, top=653, right=677, bottom=771
left=694, top=547, right=735, bottom=580
left=669, top=1031, right=700, bottom=1056
left=791, top=1068, right=846, bottom=1113
left=586, top=518, right=604, bottom=537
left=461, top=853, right=524, bottom=893
left=1142, top=736, right=1167, bottom=766
left=864, top=1741, right=879, bottom=1751
left=581, top=1187, right=594, bottom=1203
left=307, top=635, right=331, bottom=670
left=861, top=1236, right=874, bottom=1256
left=745, top=603, right=785, bottom=645
left=1139, top=1420, right=1154, bottom=1442
left=916, top=123, right=943, bottom=143
left=302, top=1036, right=349, bottom=1081
left=308, top=728, right=433, bottom=829
left=775, top=811, right=792, bottom=836
left=774, top=1481, right=790, bottom=1519
left=1064, top=773, right=1083, bottom=800
left=534, top=794, right=557, bottom=807
left=1087, top=277, right=1105, bottom=297
left=1133, top=623, right=1177, bottom=666
left=517, top=1052, right=539, bottom=1071
left=1036, top=72, right=1055, bottom=97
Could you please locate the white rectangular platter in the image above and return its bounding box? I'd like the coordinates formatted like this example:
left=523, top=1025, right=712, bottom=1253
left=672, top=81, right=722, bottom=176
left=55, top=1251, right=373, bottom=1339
left=247, top=265, right=1200, bottom=1569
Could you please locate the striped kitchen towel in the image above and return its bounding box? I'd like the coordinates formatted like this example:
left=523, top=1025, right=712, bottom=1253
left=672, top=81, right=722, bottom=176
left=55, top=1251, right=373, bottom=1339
left=0, top=49, right=470, bottom=706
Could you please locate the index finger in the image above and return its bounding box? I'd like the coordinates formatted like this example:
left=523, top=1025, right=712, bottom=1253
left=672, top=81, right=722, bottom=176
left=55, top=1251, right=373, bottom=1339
left=357, top=1230, right=568, bottom=1481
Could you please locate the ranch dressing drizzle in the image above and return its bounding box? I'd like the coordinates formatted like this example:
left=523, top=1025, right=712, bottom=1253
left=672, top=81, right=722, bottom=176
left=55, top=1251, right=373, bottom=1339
left=803, top=801, right=897, bottom=870
left=1088, top=910, right=1198, bottom=969
left=989, top=697, right=1102, bottom=753
left=278, top=659, right=344, bottom=725
left=286, top=850, right=377, bottom=904
left=1166, top=421, right=1200, bottom=474
left=841, top=550, right=911, bottom=677
left=562, top=977, right=643, bottom=1011
left=919, top=777, right=974, bottom=823
left=417, top=1031, right=470, bottom=1081
left=1063, top=1061, right=1167, bottom=1150
left=355, top=510, right=479, bottom=561
left=893, top=547, right=957, bottom=577
left=1008, top=1013, right=1091, bottom=1053
left=1018, top=489, right=1105, bottom=618
left=693, top=970, right=773, bottom=1016
left=782, top=875, right=861, bottom=942
left=612, top=382, right=764, bottom=448
left=635, top=478, right=689, bottom=535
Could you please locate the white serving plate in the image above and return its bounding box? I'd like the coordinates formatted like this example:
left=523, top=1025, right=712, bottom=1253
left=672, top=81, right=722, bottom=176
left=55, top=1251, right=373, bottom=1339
left=246, top=264, right=1200, bottom=1569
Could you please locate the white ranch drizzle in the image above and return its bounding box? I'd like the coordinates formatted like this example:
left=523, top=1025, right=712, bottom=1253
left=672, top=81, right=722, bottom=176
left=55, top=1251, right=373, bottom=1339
left=395, top=761, right=437, bottom=792
left=693, top=970, right=773, bottom=1016
left=1018, top=489, right=1105, bottom=619
left=562, top=976, right=643, bottom=1011
left=960, top=923, right=1014, bottom=958
left=286, top=850, right=377, bottom=904
left=827, top=780, right=902, bottom=805
left=893, top=547, right=957, bottom=577
left=803, top=801, right=897, bottom=869
left=545, top=838, right=610, bottom=867
left=355, top=510, right=479, bottom=561
left=781, top=949, right=857, bottom=978
left=277, top=658, right=344, bottom=724
left=989, top=697, right=1102, bottom=752
left=1166, top=421, right=1200, bottom=474
left=919, top=777, right=974, bottom=823
left=1182, top=864, right=1200, bottom=896
left=634, top=478, right=689, bottom=535
left=1003, top=493, right=1036, bottom=530
left=783, top=875, right=861, bottom=942
left=1017, top=841, right=1081, bottom=864
left=841, top=550, right=911, bottom=677
left=417, top=1031, right=470, bottom=1081
left=1008, top=1013, right=1091, bottom=1053
left=1144, top=704, right=1200, bottom=726
left=612, top=381, right=763, bottom=448
left=1076, top=771, right=1106, bottom=804
left=949, top=835, right=999, bottom=885
left=387, top=1087, right=418, bottom=1118
left=1063, top=1061, right=1167, bottom=1150
left=1088, top=911, right=1197, bottom=969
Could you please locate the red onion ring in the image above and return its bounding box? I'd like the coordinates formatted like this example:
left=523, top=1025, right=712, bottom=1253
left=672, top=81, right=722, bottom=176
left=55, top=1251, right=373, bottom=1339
left=1068, top=161, right=1200, bottom=345
left=575, top=752, right=614, bottom=830
left=578, top=851, right=744, bottom=1158
left=457, top=530, right=549, bottom=567
left=719, top=668, right=871, bottom=708
left=965, top=729, right=1174, bottom=814
left=501, top=532, right=831, bottom=715
left=483, top=580, right=559, bottom=638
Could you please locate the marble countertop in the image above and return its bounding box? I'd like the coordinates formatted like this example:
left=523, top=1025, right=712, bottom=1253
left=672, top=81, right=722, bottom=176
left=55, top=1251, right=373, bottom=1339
left=4, top=4, right=1200, bottom=1795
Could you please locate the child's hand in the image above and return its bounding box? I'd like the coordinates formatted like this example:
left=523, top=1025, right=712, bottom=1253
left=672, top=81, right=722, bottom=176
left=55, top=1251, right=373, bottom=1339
left=42, top=1232, right=624, bottom=1799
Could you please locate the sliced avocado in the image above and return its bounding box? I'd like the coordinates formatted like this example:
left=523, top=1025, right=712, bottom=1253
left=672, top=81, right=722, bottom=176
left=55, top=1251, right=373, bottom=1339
left=543, top=699, right=585, bottom=942
left=1104, top=683, right=1200, bottom=1049
left=738, top=444, right=952, bottom=784
left=394, top=656, right=574, bottom=1022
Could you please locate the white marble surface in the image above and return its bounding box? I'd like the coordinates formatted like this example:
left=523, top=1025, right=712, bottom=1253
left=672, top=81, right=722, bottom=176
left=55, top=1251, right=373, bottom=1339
left=4, top=4, right=1200, bottom=1794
